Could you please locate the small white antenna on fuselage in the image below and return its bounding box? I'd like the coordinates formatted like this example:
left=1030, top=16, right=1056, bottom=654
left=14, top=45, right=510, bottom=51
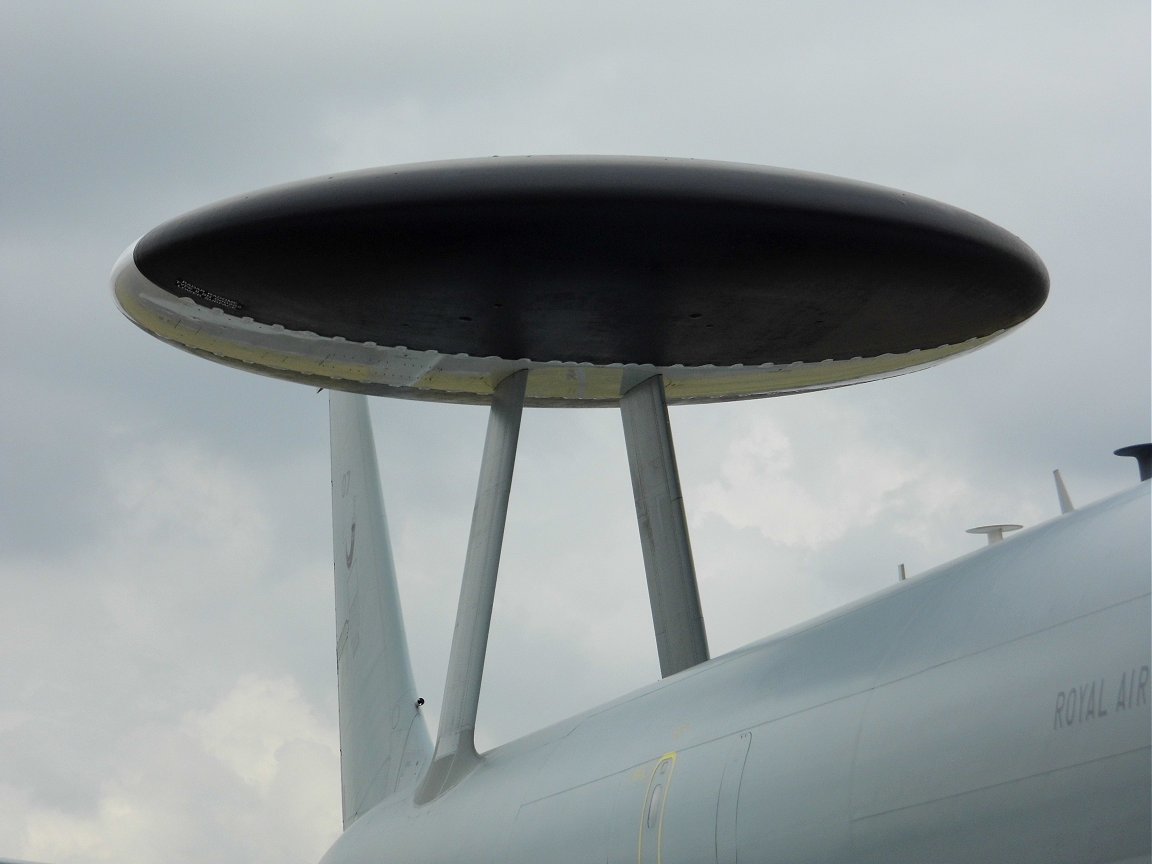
left=966, top=524, right=1023, bottom=545
left=1053, top=469, right=1075, bottom=514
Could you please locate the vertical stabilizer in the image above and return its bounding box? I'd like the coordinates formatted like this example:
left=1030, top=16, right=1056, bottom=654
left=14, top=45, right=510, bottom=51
left=329, top=392, right=431, bottom=826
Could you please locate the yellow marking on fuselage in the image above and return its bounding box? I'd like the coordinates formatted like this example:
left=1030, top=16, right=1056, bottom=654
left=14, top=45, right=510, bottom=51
left=637, top=752, right=678, bottom=864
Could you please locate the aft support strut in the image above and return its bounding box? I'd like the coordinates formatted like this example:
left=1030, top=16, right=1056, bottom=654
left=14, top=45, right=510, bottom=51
left=417, top=370, right=527, bottom=803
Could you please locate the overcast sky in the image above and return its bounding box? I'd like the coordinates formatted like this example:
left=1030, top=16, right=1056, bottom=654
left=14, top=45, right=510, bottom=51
left=1, top=2, right=1148, bottom=862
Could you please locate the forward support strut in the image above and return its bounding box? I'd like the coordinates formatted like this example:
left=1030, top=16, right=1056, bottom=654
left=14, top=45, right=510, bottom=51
left=621, top=374, right=709, bottom=678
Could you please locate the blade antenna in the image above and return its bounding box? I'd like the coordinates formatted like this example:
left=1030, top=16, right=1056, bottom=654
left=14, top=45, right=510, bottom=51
left=1115, top=444, right=1152, bottom=482
left=1053, top=469, right=1075, bottom=514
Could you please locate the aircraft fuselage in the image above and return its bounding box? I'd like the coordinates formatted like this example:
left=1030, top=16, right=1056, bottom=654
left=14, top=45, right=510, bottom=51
left=321, top=481, right=1151, bottom=864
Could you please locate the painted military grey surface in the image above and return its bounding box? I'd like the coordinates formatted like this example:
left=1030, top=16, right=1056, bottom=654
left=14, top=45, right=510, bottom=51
left=328, top=392, right=431, bottom=824
left=321, top=396, right=1149, bottom=864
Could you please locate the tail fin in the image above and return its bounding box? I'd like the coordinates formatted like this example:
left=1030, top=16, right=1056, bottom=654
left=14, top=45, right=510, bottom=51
left=329, top=391, right=431, bottom=826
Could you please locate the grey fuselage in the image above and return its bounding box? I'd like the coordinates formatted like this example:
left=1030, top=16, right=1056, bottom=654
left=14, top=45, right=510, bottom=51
left=321, top=480, right=1151, bottom=864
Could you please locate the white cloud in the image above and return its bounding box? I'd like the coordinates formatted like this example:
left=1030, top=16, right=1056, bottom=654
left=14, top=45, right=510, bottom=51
left=695, top=406, right=974, bottom=549
left=16, top=677, right=340, bottom=864
left=183, top=675, right=335, bottom=795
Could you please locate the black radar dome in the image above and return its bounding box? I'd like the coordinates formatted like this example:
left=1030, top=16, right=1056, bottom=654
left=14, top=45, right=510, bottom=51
left=113, top=156, right=1048, bottom=405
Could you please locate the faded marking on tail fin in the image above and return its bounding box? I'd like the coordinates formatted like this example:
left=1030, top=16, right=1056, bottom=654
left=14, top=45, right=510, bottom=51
left=329, top=391, right=431, bottom=826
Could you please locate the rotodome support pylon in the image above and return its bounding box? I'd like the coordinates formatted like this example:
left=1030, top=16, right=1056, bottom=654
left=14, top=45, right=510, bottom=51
left=621, top=374, right=708, bottom=677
